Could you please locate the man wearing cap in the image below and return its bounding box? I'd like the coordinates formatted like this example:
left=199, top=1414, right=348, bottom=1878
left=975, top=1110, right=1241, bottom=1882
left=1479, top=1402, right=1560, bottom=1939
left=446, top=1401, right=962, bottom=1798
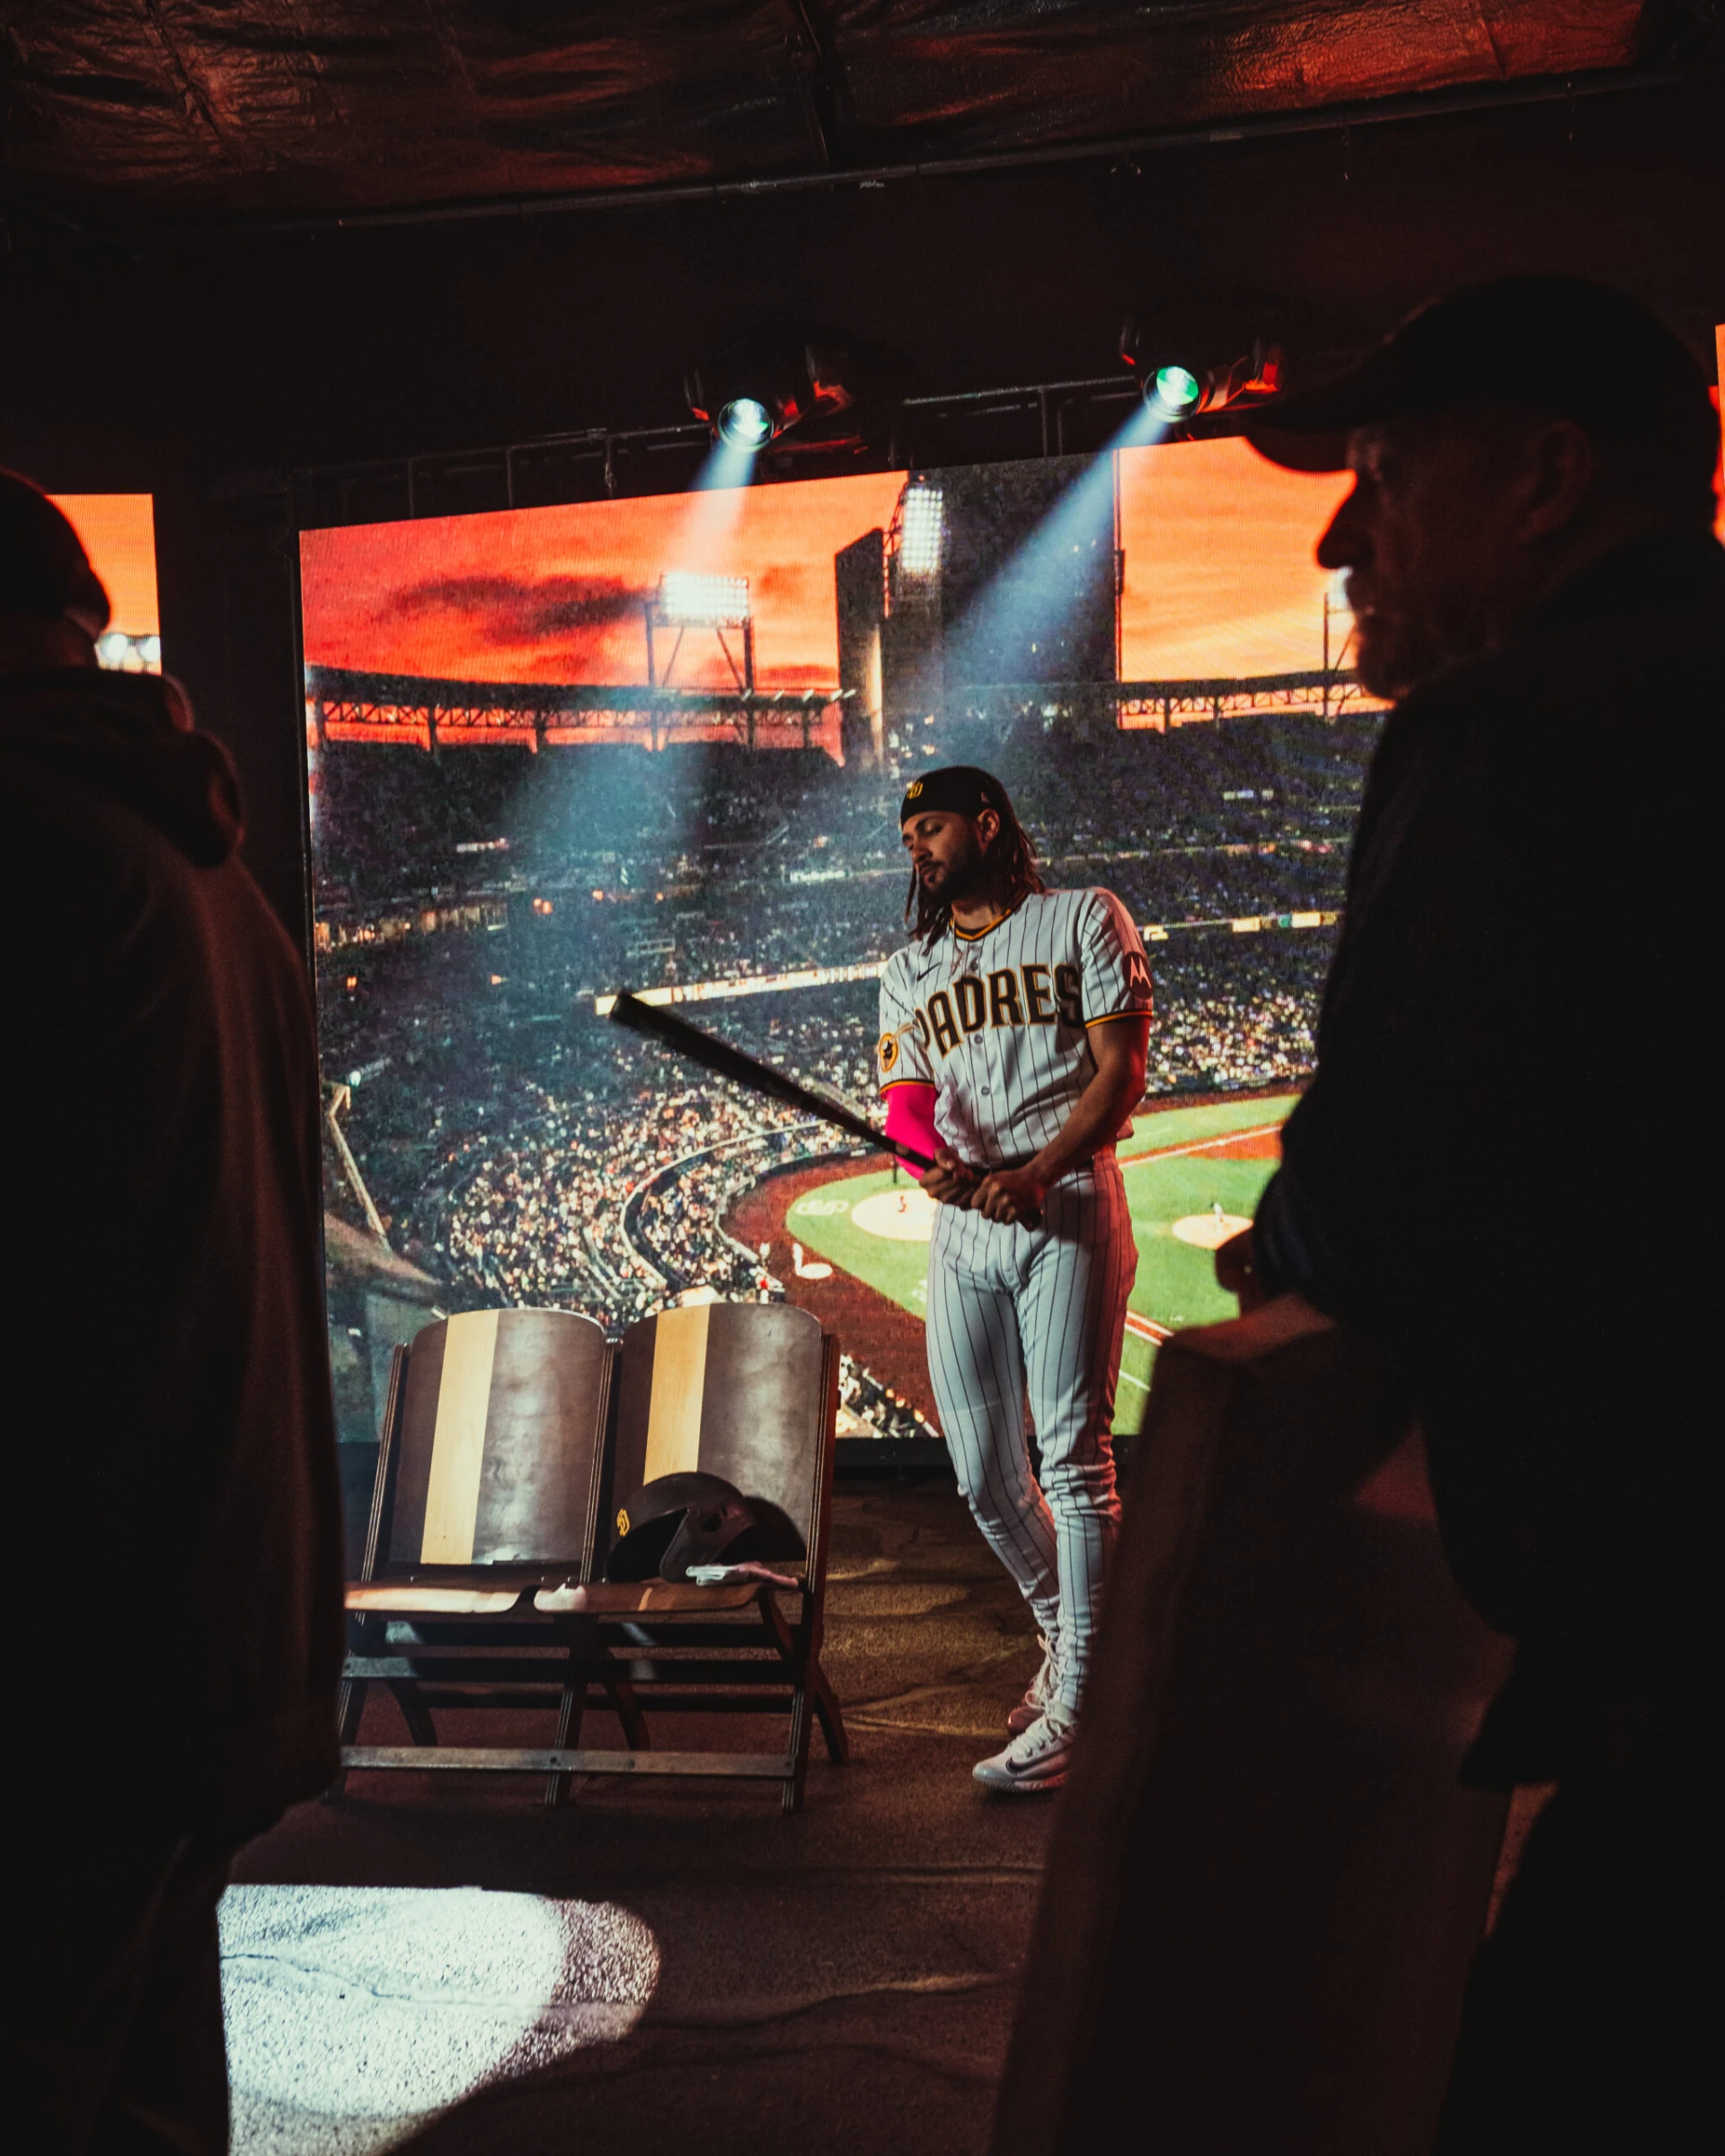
left=1221, top=278, right=1718, bottom=2143
left=880, top=766, right=1152, bottom=1792
left=0, top=473, right=344, bottom=2152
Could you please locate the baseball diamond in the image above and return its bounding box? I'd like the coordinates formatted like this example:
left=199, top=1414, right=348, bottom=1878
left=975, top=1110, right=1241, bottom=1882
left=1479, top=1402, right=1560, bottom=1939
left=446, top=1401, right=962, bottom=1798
left=773, top=1092, right=1296, bottom=1433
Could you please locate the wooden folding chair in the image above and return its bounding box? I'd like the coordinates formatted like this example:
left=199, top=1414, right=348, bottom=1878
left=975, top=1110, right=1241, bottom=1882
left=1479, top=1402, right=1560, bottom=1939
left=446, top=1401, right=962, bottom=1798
left=336, top=1305, right=650, bottom=1807
left=536, top=1299, right=850, bottom=1814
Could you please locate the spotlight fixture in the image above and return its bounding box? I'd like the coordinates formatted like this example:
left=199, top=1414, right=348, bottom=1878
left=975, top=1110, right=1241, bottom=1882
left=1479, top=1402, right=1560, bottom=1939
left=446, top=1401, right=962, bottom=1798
left=686, top=334, right=885, bottom=455
left=717, top=397, right=774, bottom=451
left=1146, top=364, right=1202, bottom=423
left=1118, top=318, right=1286, bottom=433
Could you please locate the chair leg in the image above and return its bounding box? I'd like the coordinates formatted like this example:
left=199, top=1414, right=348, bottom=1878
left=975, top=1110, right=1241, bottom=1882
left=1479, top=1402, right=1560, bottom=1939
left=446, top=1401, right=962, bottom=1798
left=324, top=1674, right=368, bottom=1802
left=337, top=1677, right=367, bottom=1746
left=783, top=1677, right=815, bottom=1815
left=763, top=1590, right=838, bottom=1805
left=605, top=1677, right=652, bottom=1753
left=386, top=1679, right=438, bottom=1747
left=546, top=1621, right=600, bottom=1807
left=809, top=1657, right=851, bottom=1765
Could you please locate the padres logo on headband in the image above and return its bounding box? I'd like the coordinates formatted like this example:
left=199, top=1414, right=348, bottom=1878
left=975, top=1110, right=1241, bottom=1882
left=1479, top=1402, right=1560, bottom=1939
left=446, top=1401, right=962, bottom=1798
left=878, top=1030, right=900, bottom=1074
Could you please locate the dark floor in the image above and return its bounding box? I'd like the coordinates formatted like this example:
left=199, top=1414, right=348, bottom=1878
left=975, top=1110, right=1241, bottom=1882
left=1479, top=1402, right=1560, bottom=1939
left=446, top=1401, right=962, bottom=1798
left=233, top=1476, right=1052, bottom=2154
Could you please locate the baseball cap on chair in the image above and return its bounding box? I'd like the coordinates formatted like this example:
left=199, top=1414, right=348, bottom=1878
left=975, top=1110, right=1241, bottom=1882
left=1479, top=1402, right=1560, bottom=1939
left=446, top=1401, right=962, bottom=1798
left=0, top=470, right=111, bottom=636
left=1241, top=276, right=1717, bottom=492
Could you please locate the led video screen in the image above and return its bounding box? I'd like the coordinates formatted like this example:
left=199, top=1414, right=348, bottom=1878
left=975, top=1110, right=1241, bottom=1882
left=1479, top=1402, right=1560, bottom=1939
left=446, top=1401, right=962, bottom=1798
left=302, top=441, right=1377, bottom=1450
left=49, top=494, right=160, bottom=672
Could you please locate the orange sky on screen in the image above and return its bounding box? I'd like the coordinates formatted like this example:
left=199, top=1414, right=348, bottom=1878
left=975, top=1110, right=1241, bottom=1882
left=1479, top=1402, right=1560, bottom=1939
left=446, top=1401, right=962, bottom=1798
left=301, top=475, right=907, bottom=691
left=1118, top=438, right=1351, bottom=677
left=49, top=495, right=159, bottom=637
left=299, top=441, right=1352, bottom=688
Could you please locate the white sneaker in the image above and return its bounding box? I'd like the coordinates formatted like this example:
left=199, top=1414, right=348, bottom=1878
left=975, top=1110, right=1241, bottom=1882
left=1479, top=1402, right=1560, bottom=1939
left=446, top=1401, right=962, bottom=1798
left=973, top=1710, right=1075, bottom=1793
left=1007, top=1637, right=1060, bottom=1734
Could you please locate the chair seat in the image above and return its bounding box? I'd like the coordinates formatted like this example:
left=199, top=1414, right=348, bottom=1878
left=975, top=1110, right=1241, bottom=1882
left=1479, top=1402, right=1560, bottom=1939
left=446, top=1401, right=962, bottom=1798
left=344, top=1576, right=794, bottom=1617
left=532, top=1578, right=769, bottom=1614
left=345, top=1584, right=526, bottom=1614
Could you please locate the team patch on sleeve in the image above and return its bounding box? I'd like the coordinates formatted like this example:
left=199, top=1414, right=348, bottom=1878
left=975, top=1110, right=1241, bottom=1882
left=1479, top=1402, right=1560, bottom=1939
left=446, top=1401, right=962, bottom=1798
left=878, top=1030, right=900, bottom=1074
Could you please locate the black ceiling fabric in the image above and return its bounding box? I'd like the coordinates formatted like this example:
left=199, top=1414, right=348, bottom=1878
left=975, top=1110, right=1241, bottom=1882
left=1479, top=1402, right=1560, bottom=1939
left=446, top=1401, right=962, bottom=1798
left=0, top=2, right=1690, bottom=226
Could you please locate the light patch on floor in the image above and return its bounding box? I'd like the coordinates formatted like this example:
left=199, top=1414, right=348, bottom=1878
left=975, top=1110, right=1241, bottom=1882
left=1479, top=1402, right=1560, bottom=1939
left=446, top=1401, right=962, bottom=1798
left=221, top=1885, right=658, bottom=2153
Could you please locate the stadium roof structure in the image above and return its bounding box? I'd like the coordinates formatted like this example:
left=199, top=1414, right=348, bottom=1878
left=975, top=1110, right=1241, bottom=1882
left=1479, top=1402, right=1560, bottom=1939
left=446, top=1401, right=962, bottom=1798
left=306, top=662, right=1376, bottom=754
left=2, top=5, right=1687, bottom=232
left=305, top=663, right=854, bottom=754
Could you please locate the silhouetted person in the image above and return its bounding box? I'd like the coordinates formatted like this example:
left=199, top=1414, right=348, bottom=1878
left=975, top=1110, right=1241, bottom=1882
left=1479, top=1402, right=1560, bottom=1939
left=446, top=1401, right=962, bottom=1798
left=1223, top=278, right=1718, bottom=2146
left=0, top=475, right=343, bottom=2152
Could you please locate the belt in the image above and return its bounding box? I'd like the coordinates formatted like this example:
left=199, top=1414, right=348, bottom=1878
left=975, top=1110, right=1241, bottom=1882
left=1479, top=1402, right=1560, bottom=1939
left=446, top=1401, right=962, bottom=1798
left=959, top=1146, right=1115, bottom=1177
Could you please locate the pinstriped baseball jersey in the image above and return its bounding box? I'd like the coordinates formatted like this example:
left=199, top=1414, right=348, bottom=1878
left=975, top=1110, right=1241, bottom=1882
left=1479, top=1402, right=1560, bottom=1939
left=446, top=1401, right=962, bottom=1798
left=875, top=887, right=1154, bottom=1169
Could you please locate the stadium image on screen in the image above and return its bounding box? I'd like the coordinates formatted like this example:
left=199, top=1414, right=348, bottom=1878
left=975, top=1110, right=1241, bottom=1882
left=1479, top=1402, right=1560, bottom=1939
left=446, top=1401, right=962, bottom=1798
left=301, top=439, right=1380, bottom=1454
left=49, top=494, right=161, bottom=674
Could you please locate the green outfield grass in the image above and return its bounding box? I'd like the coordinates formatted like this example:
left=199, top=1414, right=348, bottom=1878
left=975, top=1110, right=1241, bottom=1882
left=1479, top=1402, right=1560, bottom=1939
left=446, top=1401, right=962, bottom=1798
left=786, top=1093, right=1298, bottom=1435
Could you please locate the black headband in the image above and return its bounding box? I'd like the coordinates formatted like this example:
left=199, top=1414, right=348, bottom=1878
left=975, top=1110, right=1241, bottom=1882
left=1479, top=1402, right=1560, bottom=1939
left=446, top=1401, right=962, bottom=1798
left=898, top=765, right=1011, bottom=826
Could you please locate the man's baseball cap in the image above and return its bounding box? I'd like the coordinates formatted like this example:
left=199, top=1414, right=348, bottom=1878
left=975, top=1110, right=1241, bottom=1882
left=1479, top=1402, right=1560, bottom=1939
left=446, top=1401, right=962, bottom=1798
left=0, top=470, right=111, bottom=636
left=1241, top=276, right=1718, bottom=492
left=899, top=765, right=1014, bottom=827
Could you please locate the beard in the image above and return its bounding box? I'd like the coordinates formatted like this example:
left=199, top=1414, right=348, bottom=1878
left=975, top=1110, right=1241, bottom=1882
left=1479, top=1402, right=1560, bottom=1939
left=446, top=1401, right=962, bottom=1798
left=1351, top=605, right=1454, bottom=702
left=917, top=826, right=988, bottom=906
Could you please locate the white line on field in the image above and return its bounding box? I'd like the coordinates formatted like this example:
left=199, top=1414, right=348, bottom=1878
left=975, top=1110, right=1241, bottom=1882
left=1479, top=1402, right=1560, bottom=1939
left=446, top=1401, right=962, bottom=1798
left=1120, top=1122, right=1285, bottom=1169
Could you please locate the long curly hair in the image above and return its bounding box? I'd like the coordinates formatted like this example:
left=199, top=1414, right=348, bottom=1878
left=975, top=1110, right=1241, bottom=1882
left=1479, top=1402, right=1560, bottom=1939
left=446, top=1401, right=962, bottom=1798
left=906, top=795, right=1045, bottom=945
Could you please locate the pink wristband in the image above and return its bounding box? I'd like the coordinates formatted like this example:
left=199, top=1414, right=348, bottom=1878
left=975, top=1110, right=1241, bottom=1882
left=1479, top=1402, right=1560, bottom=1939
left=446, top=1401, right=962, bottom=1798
left=882, top=1083, right=938, bottom=1178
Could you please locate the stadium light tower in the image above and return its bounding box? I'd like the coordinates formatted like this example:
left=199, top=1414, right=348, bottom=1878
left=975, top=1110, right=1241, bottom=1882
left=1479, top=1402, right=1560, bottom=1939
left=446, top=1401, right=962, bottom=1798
left=887, top=479, right=944, bottom=609
left=646, top=572, right=755, bottom=694
left=657, top=572, right=751, bottom=625
left=896, top=482, right=944, bottom=579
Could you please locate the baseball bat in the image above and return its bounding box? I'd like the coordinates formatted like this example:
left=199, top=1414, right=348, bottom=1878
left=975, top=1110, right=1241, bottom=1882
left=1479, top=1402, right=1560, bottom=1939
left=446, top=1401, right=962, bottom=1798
left=606, top=992, right=936, bottom=1171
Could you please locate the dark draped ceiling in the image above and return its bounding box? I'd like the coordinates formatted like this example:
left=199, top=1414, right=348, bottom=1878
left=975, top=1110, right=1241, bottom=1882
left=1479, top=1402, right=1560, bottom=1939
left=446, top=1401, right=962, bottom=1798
left=1, top=2, right=1711, bottom=228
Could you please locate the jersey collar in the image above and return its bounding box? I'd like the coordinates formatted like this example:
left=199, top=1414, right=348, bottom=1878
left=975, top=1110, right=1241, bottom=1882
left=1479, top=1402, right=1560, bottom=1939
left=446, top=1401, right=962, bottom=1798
left=951, top=891, right=1030, bottom=944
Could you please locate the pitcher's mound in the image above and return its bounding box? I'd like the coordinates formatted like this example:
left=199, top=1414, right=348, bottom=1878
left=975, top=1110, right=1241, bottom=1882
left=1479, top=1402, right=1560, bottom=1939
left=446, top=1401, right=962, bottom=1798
left=851, top=1187, right=939, bottom=1241
left=1172, top=1211, right=1252, bottom=1249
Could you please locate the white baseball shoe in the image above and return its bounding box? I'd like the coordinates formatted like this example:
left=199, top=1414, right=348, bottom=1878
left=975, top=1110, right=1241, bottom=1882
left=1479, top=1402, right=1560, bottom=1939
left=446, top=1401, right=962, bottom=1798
left=1007, top=1637, right=1061, bottom=1734
left=973, top=1710, right=1075, bottom=1794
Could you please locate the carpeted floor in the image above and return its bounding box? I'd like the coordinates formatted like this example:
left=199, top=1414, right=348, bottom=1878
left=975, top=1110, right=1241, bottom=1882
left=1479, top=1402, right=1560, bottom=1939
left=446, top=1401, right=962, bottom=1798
left=228, top=1475, right=1054, bottom=2154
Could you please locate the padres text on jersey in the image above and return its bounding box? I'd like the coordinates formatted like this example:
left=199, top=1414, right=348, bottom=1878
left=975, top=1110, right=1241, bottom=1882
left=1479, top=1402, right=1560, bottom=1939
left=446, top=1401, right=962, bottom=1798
left=876, top=888, right=1154, bottom=1170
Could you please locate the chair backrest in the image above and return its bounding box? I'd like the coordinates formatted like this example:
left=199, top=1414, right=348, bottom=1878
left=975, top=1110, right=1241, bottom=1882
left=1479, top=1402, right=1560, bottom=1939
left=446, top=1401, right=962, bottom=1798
left=609, top=1301, right=831, bottom=1554
left=377, top=1308, right=610, bottom=1577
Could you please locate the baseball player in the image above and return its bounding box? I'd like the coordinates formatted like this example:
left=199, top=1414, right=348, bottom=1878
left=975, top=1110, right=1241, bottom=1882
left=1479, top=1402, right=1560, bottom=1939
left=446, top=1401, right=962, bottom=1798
left=877, top=766, right=1151, bottom=1792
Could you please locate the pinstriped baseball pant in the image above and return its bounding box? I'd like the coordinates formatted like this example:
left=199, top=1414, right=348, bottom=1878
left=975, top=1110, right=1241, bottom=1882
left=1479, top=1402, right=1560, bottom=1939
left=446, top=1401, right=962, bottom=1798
left=924, top=1160, right=1137, bottom=1723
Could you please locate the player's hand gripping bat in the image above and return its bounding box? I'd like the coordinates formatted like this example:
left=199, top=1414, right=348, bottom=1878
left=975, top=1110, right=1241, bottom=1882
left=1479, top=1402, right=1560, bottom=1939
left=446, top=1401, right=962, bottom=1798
left=606, top=993, right=935, bottom=1171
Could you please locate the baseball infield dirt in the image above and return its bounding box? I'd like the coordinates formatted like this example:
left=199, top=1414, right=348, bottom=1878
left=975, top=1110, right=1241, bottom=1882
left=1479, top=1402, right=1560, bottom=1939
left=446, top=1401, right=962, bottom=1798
left=724, top=1153, right=940, bottom=1424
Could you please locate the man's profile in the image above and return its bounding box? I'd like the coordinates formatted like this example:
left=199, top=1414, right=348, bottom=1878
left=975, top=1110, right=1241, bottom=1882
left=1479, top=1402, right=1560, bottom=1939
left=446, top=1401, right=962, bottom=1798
left=1230, top=277, right=1718, bottom=2146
